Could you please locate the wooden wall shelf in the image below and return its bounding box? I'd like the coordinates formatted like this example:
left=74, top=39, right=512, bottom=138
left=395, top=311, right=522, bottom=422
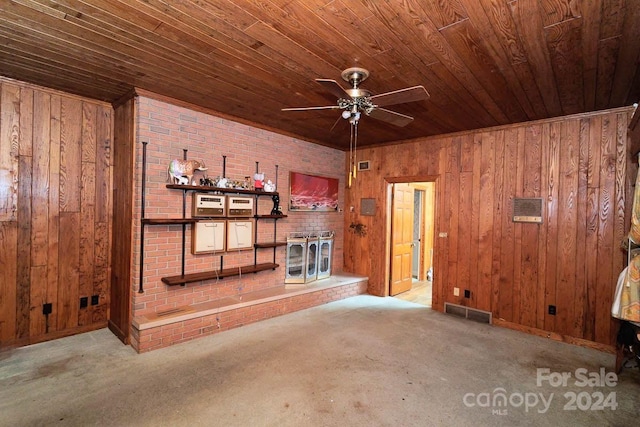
left=161, top=262, right=279, bottom=286
left=166, top=184, right=279, bottom=197
left=254, top=242, right=287, bottom=248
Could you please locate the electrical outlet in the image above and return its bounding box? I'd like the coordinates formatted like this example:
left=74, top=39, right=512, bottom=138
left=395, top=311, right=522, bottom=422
left=548, top=305, right=556, bottom=315
left=464, top=289, right=471, bottom=298
left=80, top=297, right=88, bottom=309
left=42, top=303, right=52, bottom=315
left=453, top=287, right=460, bottom=296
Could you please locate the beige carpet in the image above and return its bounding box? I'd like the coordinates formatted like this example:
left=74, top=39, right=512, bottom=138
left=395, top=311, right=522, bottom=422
left=1, top=295, right=638, bottom=426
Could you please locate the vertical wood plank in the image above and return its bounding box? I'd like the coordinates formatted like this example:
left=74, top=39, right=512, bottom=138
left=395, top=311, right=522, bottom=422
left=498, top=128, right=518, bottom=321
left=609, top=113, right=628, bottom=343
left=79, top=161, right=96, bottom=326
left=16, top=156, right=32, bottom=339
left=595, top=114, right=616, bottom=344
left=446, top=140, right=461, bottom=303
left=0, top=83, right=19, bottom=222
left=82, top=102, right=96, bottom=163
left=520, top=124, right=541, bottom=327
left=573, top=118, right=590, bottom=337
left=0, top=222, right=17, bottom=342
left=477, top=131, right=494, bottom=312
left=19, top=87, right=33, bottom=157
left=432, top=145, right=448, bottom=311
left=457, top=170, right=472, bottom=304
left=31, top=91, right=50, bottom=268
left=94, top=105, right=112, bottom=321
left=544, top=122, right=561, bottom=332
left=469, top=134, right=482, bottom=307
left=556, top=120, right=579, bottom=336
left=95, top=106, right=112, bottom=224
left=58, top=212, right=80, bottom=330
left=536, top=123, right=550, bottom=330
left=512, top=127, right=525, bottom=324
left=60, top=98, right=82, bottom=213
left=16, top=86, right=34, bottom=339
left=47, top=95, right=61, bottom=333
left=584, top=115, right=602, bottom=340
left=29, top=266, right=48, bottom=337
left=491, top=130, right=505, bottom=317
left=29, top=91, right=51, bottom=338
left=93, top=222, right=109, bottom=323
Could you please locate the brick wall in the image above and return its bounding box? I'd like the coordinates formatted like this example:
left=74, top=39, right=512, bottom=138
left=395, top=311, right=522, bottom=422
left=131, top=96, right=347, bottom=323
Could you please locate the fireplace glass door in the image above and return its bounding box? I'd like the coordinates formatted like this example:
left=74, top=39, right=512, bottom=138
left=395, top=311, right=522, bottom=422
left=285, top=237, right=306, bottom=283
left=305, top=237, right=319, bottom=283
left=317, top=237, right=333, bottom=279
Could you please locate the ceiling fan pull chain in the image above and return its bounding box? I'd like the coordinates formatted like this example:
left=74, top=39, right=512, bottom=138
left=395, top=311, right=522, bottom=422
left=353, top=122, right=358, bottom=180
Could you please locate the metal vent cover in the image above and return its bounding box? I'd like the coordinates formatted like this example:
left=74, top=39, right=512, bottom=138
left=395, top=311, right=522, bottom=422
left=444, top=303, right=492, bottom=324
left=513, top=198, right=543, bottom=223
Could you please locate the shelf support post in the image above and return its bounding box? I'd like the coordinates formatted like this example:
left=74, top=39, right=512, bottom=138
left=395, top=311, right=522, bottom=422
left=138, top=141, right=148, bottom=293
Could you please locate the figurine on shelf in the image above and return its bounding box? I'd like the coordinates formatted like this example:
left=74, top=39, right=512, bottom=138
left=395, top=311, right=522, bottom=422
left=264, top=179, right=276, bottom=192
left=217, top=177, right=228, bottom=188
left=254, top=172, right=265, bottom=191
left=243, top=176, right=252, bottom=190
left=271, top=194, right=282, bottom=215
left=200, top=177, right=215, bottom=186
left=168, top=159, right=207, bottom=185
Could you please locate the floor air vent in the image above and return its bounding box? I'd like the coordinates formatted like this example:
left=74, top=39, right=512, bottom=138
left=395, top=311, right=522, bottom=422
left=444, top=303, right=492, bottom=324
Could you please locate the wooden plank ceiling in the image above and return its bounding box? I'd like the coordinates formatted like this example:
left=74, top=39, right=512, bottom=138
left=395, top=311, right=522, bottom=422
left=0, top=0, right=639, bottom=150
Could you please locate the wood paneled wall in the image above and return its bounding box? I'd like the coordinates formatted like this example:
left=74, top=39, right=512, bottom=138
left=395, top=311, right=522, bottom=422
left=0, top=78, right=113, bottom=347
left=344, top=107, right=635, bottom=347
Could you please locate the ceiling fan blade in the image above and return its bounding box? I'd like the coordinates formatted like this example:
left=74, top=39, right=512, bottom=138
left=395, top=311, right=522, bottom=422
left=281, top=105, right=341, bottom=111
left=369, top=85, right=430, bottom=107
left=316, top=78, right=352, bottom=99
left=367, top=107, right=414, bottom=127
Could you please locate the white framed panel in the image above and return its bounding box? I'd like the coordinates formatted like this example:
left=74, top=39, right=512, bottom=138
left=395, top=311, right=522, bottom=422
left=192, top=220, right=226, bottom=254
left=227, top=220, right=254, bottom=251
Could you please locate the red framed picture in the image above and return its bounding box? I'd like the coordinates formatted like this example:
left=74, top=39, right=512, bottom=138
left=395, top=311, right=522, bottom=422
left=289, top=172, right=339, bottom=211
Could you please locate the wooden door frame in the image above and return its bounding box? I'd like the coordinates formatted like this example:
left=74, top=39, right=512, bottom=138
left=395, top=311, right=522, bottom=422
left=384, top=175, right=440, bottom=298
left=410, top=186, right=427, bottom=281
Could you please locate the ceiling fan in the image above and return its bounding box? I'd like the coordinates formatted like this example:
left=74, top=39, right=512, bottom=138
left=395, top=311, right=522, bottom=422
left=282, top=67, right=430, bottom=127
left=282, top=67, right=429, bottom=187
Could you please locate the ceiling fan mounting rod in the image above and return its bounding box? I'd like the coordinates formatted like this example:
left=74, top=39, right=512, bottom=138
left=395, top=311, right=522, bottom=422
left=341, top=67, right=370, bottom=89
